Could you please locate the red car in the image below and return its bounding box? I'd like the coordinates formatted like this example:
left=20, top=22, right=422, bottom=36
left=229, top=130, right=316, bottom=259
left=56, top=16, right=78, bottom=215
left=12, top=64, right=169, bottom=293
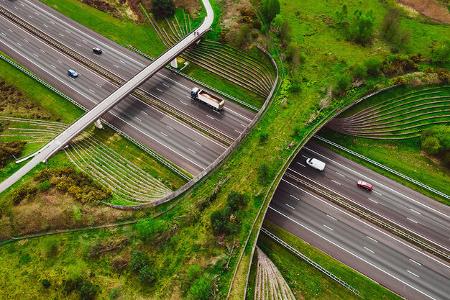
left=357, top=180, right=373, bottom=191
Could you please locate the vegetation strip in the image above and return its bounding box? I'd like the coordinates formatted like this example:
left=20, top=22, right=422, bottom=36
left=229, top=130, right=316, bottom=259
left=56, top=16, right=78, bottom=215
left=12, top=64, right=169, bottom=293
left=260, top=227, right=359, bottom=295
left=315, top=135, right=450, bottom=200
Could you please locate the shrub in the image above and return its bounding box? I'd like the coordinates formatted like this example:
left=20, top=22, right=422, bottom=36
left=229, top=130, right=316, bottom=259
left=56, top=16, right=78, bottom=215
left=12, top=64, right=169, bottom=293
left=11, top=186, right=38, bottom=205
left=334, top=73, right=352, bottom=95
left=336, top=6, right=375, bottom=45
left=352, top=64, right=367, bottom=79
left=259, top=132, right=269, bottom=144
left=41, top=279, right=51, bottom=289
left=135, top=218, right=167, bottom=242
left=0, top=141, right=25, bottom=168
left=227, top=191, right=248, bottom=211
left=258, top=164, right=271, bottom=185
left=381, top=8, right=410, bottom=51
left=421, top=136, right=442, bottom=155
left=260, top=0, right=280, bottom=25
left=139, top=265, right=156, bottom=286
left=365, top=58, right=382, bottom=76
left=130, top=251, right=150, bottom=274
left=187, top=275, right=212, bottom=300
left=151, top=0, right=175, bottom=20
left=431, top=41, right=450, bottom=66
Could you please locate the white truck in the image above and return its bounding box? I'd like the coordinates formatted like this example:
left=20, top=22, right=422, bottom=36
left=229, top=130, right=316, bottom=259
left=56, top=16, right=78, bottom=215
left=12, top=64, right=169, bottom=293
left=191, top=87, right=225, bottom=111
left=306, top=158, right=326, bottom=171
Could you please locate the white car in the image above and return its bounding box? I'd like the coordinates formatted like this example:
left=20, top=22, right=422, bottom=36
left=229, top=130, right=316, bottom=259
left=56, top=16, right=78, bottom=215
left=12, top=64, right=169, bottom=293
left=306, top=158, right=326, bottom=171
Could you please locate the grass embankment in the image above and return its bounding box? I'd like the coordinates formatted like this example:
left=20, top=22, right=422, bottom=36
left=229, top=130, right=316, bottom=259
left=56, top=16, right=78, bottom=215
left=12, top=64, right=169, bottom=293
left=41, top=0, right=265, bottom=108
left=253, top=222, right=399, bottom=300
left=0, top=0, right=448, bottom=298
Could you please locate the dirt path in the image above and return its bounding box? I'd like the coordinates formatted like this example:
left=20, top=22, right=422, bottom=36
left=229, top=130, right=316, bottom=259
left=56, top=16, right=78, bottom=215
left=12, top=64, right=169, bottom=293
left=397, top=0, right=450, bottom=24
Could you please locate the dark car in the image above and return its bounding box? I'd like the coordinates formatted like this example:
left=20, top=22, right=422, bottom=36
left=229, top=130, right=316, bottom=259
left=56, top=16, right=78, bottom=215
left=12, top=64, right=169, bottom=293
left=67, top=69, right=78, bottom=78
left=357, top=180, right=373, bottom=191
left=93, top=47, right=102, bottom=55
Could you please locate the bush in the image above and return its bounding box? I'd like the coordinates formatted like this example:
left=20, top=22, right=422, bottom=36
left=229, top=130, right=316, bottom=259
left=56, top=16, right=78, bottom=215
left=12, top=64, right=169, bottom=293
left=431, top=41, right=450, bottom=66
left=227, top=191, right=248, bottom=211
left=381, top=8, right=410, bottom=51
left=63, top=277, right=99, bottom=300
left=336, top=6, right=375, bottom=45
left=258, top=164, right=271, bottom=185
left=382, top=54, right=418, bottom=76
left=135, top=218, right=167, bottom=242
left=139, top=265, right=156, bottom=286
left=187, top=275, right=212, bottom=300
left=151, top=0, right=175, bottom=20
left=210, top=207, right=231, bottom=235
left=260, top=0, right=280, bottom=25
left=365, top=58, right=382, bottom=76
left=334, top=73, right=352, bottom=95
left=0, top=141, right=25, bottom=168
left=421, top=136, right=442, bottom=155
left=130, top=251, right=150, bottom=274
left=259, top=132, right=269, bottom=144
left=352, top=64, right=367, bottom=79
left=41, top=279, right=51, bottom=289
left=11, top=186, right=38, bottom=205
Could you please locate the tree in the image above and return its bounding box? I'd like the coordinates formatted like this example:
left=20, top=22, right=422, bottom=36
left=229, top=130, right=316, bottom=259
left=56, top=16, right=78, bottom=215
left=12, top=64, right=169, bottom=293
left=348, top=10, right=375, bottom=45
left=365, top=58, right=382, bottom=76
left=227, top=191, right=247, bottom=211
left=151, top=0, right=175, bottom=20
left=334, top=73, right=352, bottom=95
left=381, top=9, right=410, bottom=51
left=421, top=135, right=442, bottom=155
left=431, top=41, right=450, bottom=66
left=260, top=0, right=280, bottom=25
left=210, top=208, right=230, bottom=235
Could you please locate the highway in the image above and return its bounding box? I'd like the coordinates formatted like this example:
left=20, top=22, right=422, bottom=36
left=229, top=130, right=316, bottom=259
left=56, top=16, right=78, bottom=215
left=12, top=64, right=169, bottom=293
left=0, top=0, right=215, bottom=193
left=0, top=13, right=223, bottom=176
left=0, top=0, right=255, bottom=141
left=266, top=141, right=450, bottom=299
left=297, top=142, right=450, bottom=252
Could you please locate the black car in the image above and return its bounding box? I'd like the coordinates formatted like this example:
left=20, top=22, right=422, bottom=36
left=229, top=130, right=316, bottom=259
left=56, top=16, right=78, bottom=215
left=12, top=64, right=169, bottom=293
left=92, top=47, right=102, bottom=55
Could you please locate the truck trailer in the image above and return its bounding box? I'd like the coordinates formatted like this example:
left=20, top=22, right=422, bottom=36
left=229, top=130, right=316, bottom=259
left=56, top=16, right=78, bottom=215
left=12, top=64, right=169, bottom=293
left=191, top=87, right=225, bottom=111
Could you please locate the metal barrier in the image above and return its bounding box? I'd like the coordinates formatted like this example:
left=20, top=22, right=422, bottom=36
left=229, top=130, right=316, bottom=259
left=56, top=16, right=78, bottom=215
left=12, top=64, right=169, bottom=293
left=261, top=227, right=360, bottom=296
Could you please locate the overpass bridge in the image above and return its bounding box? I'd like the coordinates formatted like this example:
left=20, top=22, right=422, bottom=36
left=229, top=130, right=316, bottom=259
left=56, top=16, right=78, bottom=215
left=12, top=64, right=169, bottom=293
left=0, top=0, right=214, bottom=194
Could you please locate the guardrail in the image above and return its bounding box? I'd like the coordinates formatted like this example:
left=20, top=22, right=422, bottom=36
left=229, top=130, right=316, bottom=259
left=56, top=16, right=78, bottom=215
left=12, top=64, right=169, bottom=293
left=260, top=227, right=359, bottom=296
left=314, top=135, right=450, bottom=200
left=285, top=170, right=450, bottom=262
left=0, top=53, right=190, bottom=181
left=0, top=6, right=232, bottom=146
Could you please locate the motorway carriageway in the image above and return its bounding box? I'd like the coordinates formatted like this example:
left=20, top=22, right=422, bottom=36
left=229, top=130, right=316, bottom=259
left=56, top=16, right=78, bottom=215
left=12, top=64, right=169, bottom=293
left=0, top=13, right=223, bottom=175
left=1, top=0, right=255, bottom=141
left=0, top=0, right=257, bottom=176
left=266, top=141, right=450, bottom=299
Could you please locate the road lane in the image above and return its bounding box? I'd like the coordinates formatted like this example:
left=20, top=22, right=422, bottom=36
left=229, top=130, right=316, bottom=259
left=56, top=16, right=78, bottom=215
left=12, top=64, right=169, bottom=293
left=268, top=179, right=450, bottom=299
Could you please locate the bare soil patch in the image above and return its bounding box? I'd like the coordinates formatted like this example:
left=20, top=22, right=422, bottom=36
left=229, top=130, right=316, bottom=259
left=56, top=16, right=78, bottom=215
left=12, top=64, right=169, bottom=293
left=397, top=0, right=450, bottom=24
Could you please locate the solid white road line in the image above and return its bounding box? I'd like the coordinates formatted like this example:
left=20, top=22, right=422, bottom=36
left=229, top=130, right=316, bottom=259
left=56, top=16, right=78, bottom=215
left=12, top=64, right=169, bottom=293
left=279, top=179, right=450, bottom=270
left=304, top=146, right=450, bottom=219
left=268, top=206, right=437, bottom=299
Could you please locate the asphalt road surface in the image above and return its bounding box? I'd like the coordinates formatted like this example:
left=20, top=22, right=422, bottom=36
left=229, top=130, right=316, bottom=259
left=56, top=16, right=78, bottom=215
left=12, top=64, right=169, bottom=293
left=267, top=141, right=450, bottom=299
left=297, top=142, right=450, bottom=252
left=267, top=180, right=450, bottom=299
left=0, top=0, right=255, bottom=141
left=0, top=13, right=222, bottom=176
left=0, top=0, right=217, bottom=193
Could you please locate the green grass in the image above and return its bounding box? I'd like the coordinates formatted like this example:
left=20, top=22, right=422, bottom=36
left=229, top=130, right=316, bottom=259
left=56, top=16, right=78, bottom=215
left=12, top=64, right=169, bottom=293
left=257, top=222, right=400, bottom=300
left=0, top=0, right=448, bottom=298
left=318, top=129, right=450, bottom=205
left=41, top=0, right=165, bottom=58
